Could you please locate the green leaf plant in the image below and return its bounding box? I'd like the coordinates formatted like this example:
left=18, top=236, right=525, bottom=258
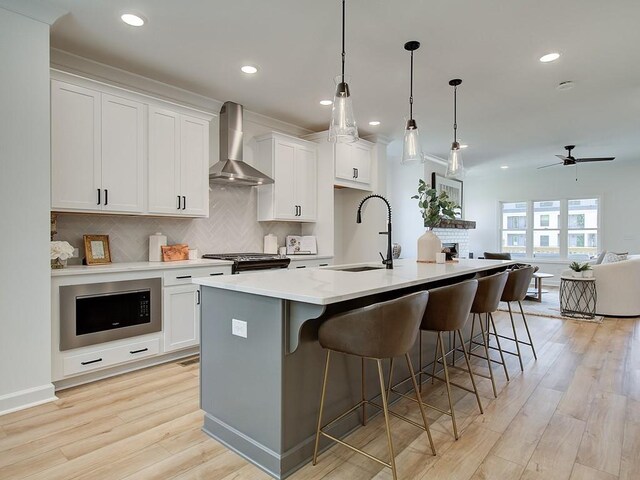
left=411, top=179, right=460, bottom=229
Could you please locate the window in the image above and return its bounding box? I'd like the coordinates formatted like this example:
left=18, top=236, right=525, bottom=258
left=499, top=198, right=599, bottom=260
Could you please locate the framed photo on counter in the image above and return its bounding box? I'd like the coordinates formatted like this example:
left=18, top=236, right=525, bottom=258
left=83, top=234, right=112, bottom=265
left=432, top=172, right=463, bottom=218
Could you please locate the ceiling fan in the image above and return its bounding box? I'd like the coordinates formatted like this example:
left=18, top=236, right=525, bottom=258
left=538, top=145, right=615, bottom=169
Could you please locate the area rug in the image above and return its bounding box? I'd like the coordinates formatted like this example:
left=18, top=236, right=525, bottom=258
left=497, top=287, right=603, bottom=323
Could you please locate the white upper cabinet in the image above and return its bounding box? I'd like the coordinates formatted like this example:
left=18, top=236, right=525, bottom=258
left=256, top=133, right=317, bottom=222
left=179, top=116, right=209, bottom=216
left=51, top=81, right=102, bottom=211
left=148, top=109, right=209, bottom=217
left=51, top=81, right=144, bottom=214
left=101, top=94, right=144, bottom=213
left=51, top=73, right=211, bottom=217
left=334, top=140, right=373, bottom=190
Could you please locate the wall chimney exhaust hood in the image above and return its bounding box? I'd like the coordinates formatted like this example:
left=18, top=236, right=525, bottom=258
left=209, top=101, right=274, bottom=186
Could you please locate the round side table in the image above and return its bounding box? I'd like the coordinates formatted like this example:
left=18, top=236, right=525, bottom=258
left=559, top=276, right=597, bottom=319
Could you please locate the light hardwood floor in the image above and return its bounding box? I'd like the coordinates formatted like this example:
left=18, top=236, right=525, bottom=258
left=1, top=312, right=639, bottom=480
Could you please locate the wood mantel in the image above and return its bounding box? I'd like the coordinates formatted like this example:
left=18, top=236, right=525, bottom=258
left=433, top=219, right=476, bottom=229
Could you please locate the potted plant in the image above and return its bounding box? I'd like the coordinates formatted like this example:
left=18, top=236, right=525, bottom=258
left=569, top=261, right=592, bottom=278
left=411, top=179, right=460, bottom=262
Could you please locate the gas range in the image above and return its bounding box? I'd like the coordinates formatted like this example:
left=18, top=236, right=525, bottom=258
left=201, top=253, right=290, bottom=274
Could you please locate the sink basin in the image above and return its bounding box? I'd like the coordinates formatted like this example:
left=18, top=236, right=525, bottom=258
left=328, top=266, right=385, bottom=272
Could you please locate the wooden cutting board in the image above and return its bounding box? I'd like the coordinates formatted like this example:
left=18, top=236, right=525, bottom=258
left=161, top=244, right=189, bottom=261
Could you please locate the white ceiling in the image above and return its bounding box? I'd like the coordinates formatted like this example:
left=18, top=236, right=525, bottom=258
left=46, top=0, right=640, bottom=172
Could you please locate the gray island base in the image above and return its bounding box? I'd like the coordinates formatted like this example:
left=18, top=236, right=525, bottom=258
left=194, top=259, right=514, bottom=479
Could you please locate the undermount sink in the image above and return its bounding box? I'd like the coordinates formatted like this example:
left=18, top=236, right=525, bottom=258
left=328, top=266, right=385, bottom=272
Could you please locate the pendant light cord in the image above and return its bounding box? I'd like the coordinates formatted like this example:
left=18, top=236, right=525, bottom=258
left=453, top=84, right=458, bottom=143
left=341, top=0, right=346, bottom=81
left=409, top=50, right=414, bottom=120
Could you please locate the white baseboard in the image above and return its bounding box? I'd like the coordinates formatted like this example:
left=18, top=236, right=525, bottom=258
left=0, top=383, right=57, bottom=417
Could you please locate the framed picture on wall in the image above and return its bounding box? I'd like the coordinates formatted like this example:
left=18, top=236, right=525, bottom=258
left=83, top=234, right=112, bottom=265
left=432, top=173, right=463, bottom=218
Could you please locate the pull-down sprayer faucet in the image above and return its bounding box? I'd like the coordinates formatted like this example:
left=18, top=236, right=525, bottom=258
left=356, top=194, right=393, bottom=269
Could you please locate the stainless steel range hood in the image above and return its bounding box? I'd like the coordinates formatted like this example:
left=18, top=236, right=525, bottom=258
left=209, top=101, right=274, bottom=186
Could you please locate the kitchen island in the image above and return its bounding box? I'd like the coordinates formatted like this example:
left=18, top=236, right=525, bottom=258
left=193, top=258, right=513, bottom=479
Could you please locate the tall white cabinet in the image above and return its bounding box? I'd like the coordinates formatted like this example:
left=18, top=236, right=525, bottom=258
left=255, top=133, right=317, bottom=222
left=50, top=71, right=211, bottom=218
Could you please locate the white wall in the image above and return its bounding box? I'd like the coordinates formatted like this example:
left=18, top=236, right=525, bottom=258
left=0, top=7, right=58, bottom=414
left=387, top=145, right=448, bottom=259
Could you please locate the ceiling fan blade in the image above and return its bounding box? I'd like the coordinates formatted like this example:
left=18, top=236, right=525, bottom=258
left=538, top=162, right=563, bottom=169
left=575, top=157, right=615, bottom=163
left=555, top=155, right=569, bottom=160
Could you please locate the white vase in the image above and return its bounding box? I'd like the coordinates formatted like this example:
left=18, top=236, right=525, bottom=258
left=417, top=228, right=442, bottom=263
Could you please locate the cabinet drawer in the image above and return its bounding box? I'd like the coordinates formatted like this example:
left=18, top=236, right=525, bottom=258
left=63, top=338, right=160, bottom=377
left=163, top=267, right=229, bottom=286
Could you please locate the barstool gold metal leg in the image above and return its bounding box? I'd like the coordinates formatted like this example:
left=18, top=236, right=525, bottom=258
left=419, top=331, right=423, bottom=393
left=457, top=330, right=484, bottom=414
left=313, top=350, right=331, bottom=465
left=519, top=301, right=537, bottom=360
left=405, top=353, right=436, bottom=456
left=361, top=358, right=367, bottom=426
left=438, top=332, right=459, bottom=440
left=431, top=338, right=438, bottom=385
left=477, top=315, right=498, bottom=397
left=386, top=358, right=394, bottom=402
left=376, top=359, right=398, bottom=480
left=507, top=302, right=524, bottom=371
left=489, top=313, right=510, bottom=381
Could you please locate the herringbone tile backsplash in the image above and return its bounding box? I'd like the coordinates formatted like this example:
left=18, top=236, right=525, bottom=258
left=56, top=185, right=302, bottom=263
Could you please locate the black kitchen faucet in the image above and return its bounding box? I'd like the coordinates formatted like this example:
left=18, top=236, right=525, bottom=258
left=356, top=194, right=393, bottom=269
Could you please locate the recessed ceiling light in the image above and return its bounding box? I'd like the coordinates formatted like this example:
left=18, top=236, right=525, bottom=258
left=121, top=13, right=145, bottom=27
left=241, top=65, right=258, bottom=74
left=319, top=100, right=333, bottom=106
left=368, top=121, right=381, bottom=126
left=459, top=144, right=469, bottom=149
left=500, top=165, right=509, bottom=169
left=539, top=52, right=560, bottom=63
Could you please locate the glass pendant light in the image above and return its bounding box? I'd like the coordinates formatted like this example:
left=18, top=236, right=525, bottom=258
left=401, top=41, right=424, bottom=164
left=446, top=79, right=465, bottom=178
left=328, top=0, right=358, bottom=143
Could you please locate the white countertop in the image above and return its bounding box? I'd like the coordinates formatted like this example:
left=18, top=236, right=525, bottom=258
left=287, top=255, right=333, bottom=261
left=193, top=258, right=514, bottom=305
left=51, top=259, right=234, bottom=277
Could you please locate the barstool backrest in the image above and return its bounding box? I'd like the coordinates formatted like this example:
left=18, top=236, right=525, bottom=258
left=471, top=271, right=509, bottom=314
left=483, top=252, right=512, bottom=260
left=421, top=280, right=478, bottom=332
left=318, top=291, right=429, bottom=359
left=501, top=266, right=534, bottom=302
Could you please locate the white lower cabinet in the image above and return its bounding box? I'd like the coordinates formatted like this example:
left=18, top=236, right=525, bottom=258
left=163, top=284, right=200, bottom=352
left=63, top=337, right=160, bottom=377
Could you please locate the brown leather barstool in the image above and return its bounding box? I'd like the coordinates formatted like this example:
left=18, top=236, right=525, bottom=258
left=417, top=280, right=482, bottom=440
left=466, top=271, right=510, bottom=397
left=495, top=266, right=537, bottom=371
left=312, top=292, right=436, bottom=480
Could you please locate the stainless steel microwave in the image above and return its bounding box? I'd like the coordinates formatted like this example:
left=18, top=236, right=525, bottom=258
left=59, top=278, right=161, bottom=351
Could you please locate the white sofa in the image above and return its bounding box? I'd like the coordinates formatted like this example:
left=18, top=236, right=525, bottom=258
left=591, top=255, right=640, bottom=316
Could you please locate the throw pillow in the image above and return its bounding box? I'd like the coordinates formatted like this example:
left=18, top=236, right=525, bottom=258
left=601, top=252, right=628, bottom=264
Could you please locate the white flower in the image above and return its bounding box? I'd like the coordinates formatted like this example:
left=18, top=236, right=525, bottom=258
left=51, top=241, right=75, bottom=260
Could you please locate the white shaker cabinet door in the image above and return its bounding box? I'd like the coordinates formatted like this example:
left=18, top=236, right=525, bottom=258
left=351, top=141, right=372, bottom=185
left=148, top=107, right=181, bottom=214
left=179, top=115, right=210, bottom=217
left=51, top=80, right=102, bottom=211
left=334, top=143, right=356, bottom=182
left=295, top=145, right=317, bottom=221
left=273, top=140, right=297, bottom=220
left=101, top=94, right=144, bottom=213
left=163, top=284, right=200, bottom=352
